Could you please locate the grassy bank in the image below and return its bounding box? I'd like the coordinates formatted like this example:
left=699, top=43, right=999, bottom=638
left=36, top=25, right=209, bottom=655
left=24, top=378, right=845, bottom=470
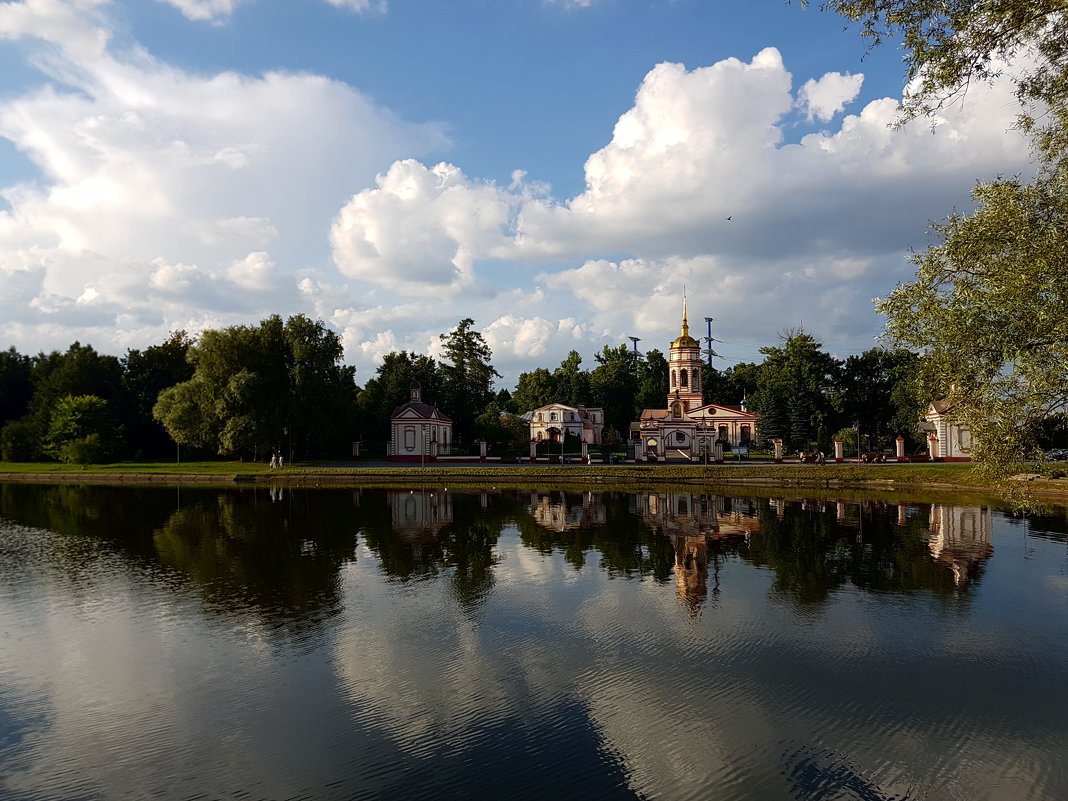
left=2, top=459, right=1065, bottom=503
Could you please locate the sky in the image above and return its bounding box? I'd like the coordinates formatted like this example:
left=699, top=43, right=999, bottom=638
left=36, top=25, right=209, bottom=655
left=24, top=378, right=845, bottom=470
left=0, top=0, right=1034, bottom=389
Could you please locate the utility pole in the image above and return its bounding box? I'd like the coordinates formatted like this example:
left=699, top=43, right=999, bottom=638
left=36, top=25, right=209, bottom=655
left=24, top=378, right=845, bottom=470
left=703, top=317, right=720, bottom=366
left=628, top=336, right=641, bottom=361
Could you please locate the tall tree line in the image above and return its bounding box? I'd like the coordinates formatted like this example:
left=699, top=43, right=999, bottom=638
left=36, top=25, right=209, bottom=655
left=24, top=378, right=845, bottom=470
left=2, top=315, right=929, bottom=463
left=0, top=316, right=358, bottom=463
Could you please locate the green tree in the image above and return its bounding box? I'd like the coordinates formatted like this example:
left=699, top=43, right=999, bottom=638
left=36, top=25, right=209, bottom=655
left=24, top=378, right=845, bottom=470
left=809, top=0, right=1068, bottom=470
left=473, top=403, right=529, bottom=452
left=877, top=173, right=1068, bottom=465
left=510, top=367, right=557, bottom=413
left=839, top=348, right=922, bottom=450
left=154, top=315, right=355, bottom=460
left=354, top=351, right=442, bottom=449
left=748, top=330, right=842, bottom=451
left=636, top=349, right=669, bottom=412
left=702, top=361, right=760, bottom=407
left=0, top=346, right=32, bottom=428
left=15, top=343, right=130, bottom=460
left=553, top=350, right=591, bottom=407
left=46, top=394, right=119, bottom=461
left=123, top=331, right=195, bottom=458
left=439, top=318, right=500, bottom=442
left=590, top=344, right=639, bottom=439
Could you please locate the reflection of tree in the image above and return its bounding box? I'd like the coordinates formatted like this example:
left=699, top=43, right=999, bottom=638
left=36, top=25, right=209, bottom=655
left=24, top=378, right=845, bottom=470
left=151, top=489, right=360, bottom=634
left=743, top=501, right=992, bottom=604
left=512, top=491, right=676, bottom=582
left=360, top=490, right=517, bottom=612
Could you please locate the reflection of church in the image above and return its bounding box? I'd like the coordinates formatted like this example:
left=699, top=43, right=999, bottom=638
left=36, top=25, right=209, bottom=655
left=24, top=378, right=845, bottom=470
left=634, top=301, right=759, bottom=461
left=635, top=491, right=761, bottom=611
left=925, top=504, right=993, bottom=586
left=527, top=491, right=607, bottom=533
left=388, top=490, right=454, bottom=540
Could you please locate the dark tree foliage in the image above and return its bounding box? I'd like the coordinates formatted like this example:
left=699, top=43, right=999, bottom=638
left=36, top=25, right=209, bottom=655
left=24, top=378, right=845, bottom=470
left=702, top=362, right=761, bottom=407
left=590, top=344, right=639, bottom=439
left=748, top=330, right=842, bottom=451
left=0, top=347, right=33, bottom=428
left=154, top=315, right=355, bottom=460
left=355, top=351, right=443, bottom=450
left=636, top=349, right=669, bottom=412
left=439, top=319, right=501, bottom=443
left=839, top=348, right=922, bottom=449
left=123, top=331, right=195, bottom=458
left=8, top=342, right=131, bottom=460
left=510, top=367, right=557, bottom=414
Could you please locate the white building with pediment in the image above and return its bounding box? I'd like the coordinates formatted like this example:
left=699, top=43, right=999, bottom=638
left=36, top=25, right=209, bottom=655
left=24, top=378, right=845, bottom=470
left=528, top=403, right=605, bottom=445
left=387, top=382, right=453, bottom=461
left=921, top=398, right=973, bottom=461
left=633, top=301, right=759, bottom=461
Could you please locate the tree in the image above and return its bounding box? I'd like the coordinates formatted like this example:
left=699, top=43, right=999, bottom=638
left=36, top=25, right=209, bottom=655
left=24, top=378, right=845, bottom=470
left=154, top=315, right=355, bottom=460
left=510, top=367, right=557, bottom=413
left=553, top=350, right=592, bottom=407
left=124, top=331, right=195, bottom=458
left=636, top=349, right=669, bottom=412
left=877, top=172, right=1068, bottom=464
left=590, top=344, right=639, bottom=439
left=748, top=330, right=842, bottom=451
left=439, top=319, right=500, bottom=442
left=809, top=0, right=1068, bottom=470
left=17, top=342, right=130, bottom=460
left=46, top=394, right=119, bottom=461
left=702, top=361, right=760, bottom=407
left=839, top=348, right=923, bottom=450
left=0, top=347, right=32, bottom=428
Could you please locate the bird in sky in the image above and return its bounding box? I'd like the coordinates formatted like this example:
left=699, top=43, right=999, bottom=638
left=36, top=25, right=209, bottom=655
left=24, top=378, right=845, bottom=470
left=726, top=215, right=732, bottom=220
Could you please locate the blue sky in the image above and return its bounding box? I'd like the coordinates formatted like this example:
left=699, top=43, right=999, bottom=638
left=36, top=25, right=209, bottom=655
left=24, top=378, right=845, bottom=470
left=0, top=0, right=1032, bottom=388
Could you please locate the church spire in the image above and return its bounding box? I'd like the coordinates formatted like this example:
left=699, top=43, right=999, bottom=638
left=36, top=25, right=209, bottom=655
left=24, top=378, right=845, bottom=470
left=681, top=294, right=689, bottom=339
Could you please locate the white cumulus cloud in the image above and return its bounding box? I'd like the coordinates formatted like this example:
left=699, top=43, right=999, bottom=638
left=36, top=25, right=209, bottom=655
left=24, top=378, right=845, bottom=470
left=797, top=71, right=864, bottom=122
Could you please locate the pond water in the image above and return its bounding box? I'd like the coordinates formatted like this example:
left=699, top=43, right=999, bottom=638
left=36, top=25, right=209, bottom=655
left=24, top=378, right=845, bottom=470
left=0, top=483, right=1066, bottom=801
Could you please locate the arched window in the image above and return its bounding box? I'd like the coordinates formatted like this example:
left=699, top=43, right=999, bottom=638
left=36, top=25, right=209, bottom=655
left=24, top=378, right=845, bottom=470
left=681, top=369, right=688, bottom=388
left=718, top=425, right=728, bottom=441
left=550, top=412, right=557, bottom=421
left=740, top=425, right=751, bottom=443
left=693, top=371, right=700, bottom=390
left=671, top=370, right=677, bottom=388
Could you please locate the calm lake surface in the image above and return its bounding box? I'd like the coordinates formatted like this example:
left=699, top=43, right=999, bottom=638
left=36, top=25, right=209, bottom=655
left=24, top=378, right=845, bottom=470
left=0, top=483, right=1066, bottom=801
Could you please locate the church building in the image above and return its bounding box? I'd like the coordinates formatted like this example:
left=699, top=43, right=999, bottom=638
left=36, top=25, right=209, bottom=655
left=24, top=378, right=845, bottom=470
left=387, top=382, right=453, bottom=461
left=633, top=301, right=759, bottom=461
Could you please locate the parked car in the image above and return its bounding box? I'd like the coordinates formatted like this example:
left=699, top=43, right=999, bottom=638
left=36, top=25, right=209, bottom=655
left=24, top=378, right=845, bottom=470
left=1044, top=448, right=1068, bottom=461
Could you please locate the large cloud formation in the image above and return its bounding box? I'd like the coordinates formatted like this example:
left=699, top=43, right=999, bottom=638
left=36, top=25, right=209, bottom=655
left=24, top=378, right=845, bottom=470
left=0, top=1, right=1033, bottom=384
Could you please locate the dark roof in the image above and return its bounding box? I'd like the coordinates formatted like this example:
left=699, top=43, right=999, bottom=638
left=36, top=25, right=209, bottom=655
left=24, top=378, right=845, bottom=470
left=390, top=400, right=453, bottom=422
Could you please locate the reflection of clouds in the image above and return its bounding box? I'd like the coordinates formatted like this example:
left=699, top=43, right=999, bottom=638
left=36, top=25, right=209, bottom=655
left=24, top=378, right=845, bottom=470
left=334, top=557, right=519, bottom=754
left=0, top=545, right=274, bottom=797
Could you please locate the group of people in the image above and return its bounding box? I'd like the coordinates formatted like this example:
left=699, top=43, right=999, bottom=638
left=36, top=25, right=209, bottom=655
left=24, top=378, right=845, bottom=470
left=269, top=453, right=285, bottom=469
left=798, top=450, right=827, bottom=465
left=861, top=452, right=888, bottom=463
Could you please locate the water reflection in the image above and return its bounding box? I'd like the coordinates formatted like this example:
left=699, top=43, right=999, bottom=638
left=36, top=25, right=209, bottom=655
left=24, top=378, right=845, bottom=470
left=0, top=483, right=1065, bottom=801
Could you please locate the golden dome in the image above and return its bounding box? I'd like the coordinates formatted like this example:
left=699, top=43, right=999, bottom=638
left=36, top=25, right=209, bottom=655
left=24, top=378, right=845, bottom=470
left=671, top=296, right=700, bottom=349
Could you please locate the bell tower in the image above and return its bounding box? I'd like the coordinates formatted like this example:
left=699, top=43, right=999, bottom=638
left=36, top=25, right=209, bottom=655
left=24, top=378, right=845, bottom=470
left=668, top=297, right=703, bottom=413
